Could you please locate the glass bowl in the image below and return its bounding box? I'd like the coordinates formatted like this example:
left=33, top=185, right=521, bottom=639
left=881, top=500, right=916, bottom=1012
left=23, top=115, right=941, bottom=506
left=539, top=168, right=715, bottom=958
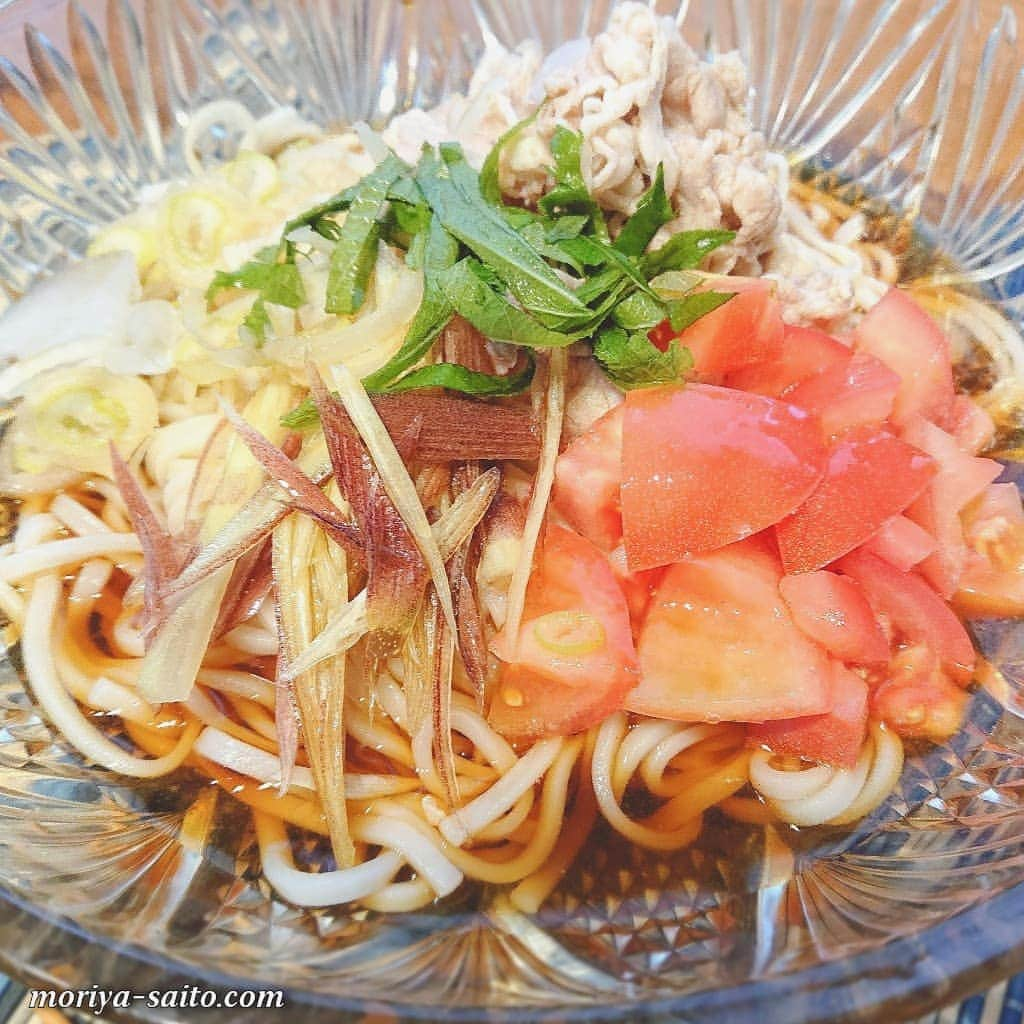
left=1, top=1, right=1024, bottom=1020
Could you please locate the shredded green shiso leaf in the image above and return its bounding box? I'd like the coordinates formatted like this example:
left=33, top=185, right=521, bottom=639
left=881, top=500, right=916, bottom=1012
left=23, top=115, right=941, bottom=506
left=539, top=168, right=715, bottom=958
left=208, top=121, right=737, bottom=409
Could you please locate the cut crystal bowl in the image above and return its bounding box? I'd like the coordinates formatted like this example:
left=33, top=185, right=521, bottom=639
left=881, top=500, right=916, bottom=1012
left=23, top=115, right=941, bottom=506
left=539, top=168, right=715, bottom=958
left=0, top=1, right=1023, bottom=1021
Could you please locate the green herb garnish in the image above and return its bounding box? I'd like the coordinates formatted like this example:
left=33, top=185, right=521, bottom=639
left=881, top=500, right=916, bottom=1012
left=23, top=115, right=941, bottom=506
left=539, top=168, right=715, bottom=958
left=614, top=165, right=673, bottom=257
left=211, top=113, right=742, bottom=402
left=440, top=258, right=580, bottom=348
left=538, top=126, right=609, bottom=241
left=242, top=296, right=272, bottom=343
left=206, top=245, right=306, bottom=344
left=667, top=291, right=735, bottom=333
left=206, top=247, right=306, bottom=308
left=361, top=215, right=460, bottom=392
left=325, top=153, right=408, bottom=315
left=641, top=228, right=737, bottom=277
left=417, top=145, right=592, bottom=326
left=480, top=111, right=539, bottom=206
left=385, top=355, right=535, bottom=395
left=593, top=326, right=694, bottom=391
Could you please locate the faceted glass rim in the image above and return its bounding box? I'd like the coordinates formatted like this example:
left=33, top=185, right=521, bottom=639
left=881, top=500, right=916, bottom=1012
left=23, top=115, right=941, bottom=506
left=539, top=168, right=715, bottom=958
left=2, top=878, right=1023, bottom=1022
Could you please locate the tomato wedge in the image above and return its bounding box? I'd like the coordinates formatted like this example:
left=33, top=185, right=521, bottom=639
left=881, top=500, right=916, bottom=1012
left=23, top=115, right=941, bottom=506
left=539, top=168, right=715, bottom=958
left=776, top=427, right=935, bottom=573
left=902, top=417, right=1002, bottom=597
left=862, top=514, right=937, bottom=573
left=630, top=540, right=832, bottom=722
left=779, top=570, right=889, bottom=663
left=552, top=403, right=623, bottom=551
left=853, top=287, right=955, bottom=426
left=607, top=544, right=665, bottom=632
left=870, top=646, right=968, bottom=741
left=489, top=523, right=638, bottom=741
left=621, top=383, right=826, bottom=571
left=748, top=662, right=869, bottom=769
left=785, top=351, right=900, bottom=439
left=726, top=324, right=850, bottom=397
left=835, top=548, right=976, bottom=681
left=669, top=277, right=785, bottom=381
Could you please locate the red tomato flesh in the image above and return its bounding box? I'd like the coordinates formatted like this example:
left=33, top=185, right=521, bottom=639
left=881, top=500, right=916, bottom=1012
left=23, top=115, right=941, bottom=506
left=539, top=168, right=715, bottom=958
left=853, top=288, right=956, bottom=426
left=835, top=548, right=976, bottom=681
left=648, top=319, right=680, bottom=353
left=785, top=351, right=900, bottom=439
left=552, top=403, right=623, bottom=551
left=776, top=427, right=935, bottom=573
left=629, top=540, right=832, bottom=722
left=778, top=570, right=889, bottom=663
left=870, top=646, right=968, bottom=741
left=948, top=394, right=996, bottom=455
left=726, top=324, right=850, bottom=397
left=607, top=544, right=665, bottom=632
left=862, top=514, right=937, bottom=573
left=748, top=662, right=869, bottom=769
left=490, top=524, right=639, bottom=741
left=902, top=417, right=1002, bottom=598
left=622, top=383, right=827, bottom=571
left=673, top=277, right=785, bottom=382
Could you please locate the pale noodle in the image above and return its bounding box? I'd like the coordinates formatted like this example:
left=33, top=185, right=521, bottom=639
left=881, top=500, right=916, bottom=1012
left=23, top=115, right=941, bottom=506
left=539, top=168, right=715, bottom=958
left=751, top=724, right=904, bottom=827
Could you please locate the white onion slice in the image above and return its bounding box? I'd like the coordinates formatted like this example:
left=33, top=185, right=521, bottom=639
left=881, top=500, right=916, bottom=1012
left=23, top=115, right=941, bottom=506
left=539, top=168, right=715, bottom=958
left=0, top=252, right=139, bottom=374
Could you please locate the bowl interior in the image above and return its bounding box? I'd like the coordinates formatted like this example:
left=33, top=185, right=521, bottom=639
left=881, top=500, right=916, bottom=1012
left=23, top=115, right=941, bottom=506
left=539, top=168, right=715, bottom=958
left=1, top=1, right=1024, bottom=1020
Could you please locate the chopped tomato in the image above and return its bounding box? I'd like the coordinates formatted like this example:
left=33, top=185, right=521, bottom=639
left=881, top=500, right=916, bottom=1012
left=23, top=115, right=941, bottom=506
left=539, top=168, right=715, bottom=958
left=629, top=539, right=832, bottom=722
left=489, top=523, right=639, bottom=741
left=956, top=482, right=1024, bottom=617
left=607, top=544, right=664, bottom=631
left=621, top=383, right=826, bottom=570
left=948, top=395, right=996, bottom=455
left=853, top=287, right=955, bottom=426
left=902, top=417, right=1002, bottom=597
left=725, top=324, right=850, bottom=397
left=958, top=555, right=1024, bottom=619
left=748, top=662, right=869, bottom=769
left=552, top=403, right=623, bottom=551
left=785, top=351, right=900, bottom=439
left=776, top=427, right=935, bottom=573
left=648, top=319, right=680, bottom=353
left=670, top=277, right=785, bottom=381
left=835, top=548, right=976, bottom=681
left=778, top=570, right=889, bottom=663
left=870, top=646, right=968, bottom=741
left=862, top=514, right=937, bottom=573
